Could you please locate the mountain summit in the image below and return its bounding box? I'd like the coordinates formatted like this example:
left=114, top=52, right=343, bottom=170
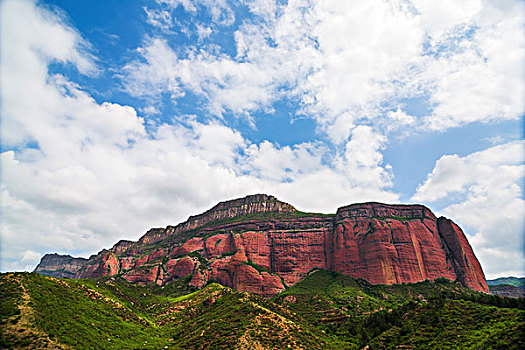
left=35, top=194, right=488, bottom=295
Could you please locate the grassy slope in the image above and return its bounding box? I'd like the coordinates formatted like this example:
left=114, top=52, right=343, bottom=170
left=274, top=270, right=525, bottom=349
left=0, top=273, right=337, bottom=350
left=155, top=283, right=338, bottom=349
left=370, top=299, right=524, bottom=349
left=1, top=273, right=172, bottom=349
left=1, top=271, right=524, bottom=349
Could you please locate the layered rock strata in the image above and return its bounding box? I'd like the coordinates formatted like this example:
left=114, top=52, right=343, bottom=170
left=33, top=253, right=87, bottom=279
left=35, top=194, right=489, bottom=296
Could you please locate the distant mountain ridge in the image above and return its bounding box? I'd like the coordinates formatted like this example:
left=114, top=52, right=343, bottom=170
left=35, top=194, right=489, bottom=294
left=487, top=277, right=525, bottom=298
left=487, top=277, right=525, bottom=287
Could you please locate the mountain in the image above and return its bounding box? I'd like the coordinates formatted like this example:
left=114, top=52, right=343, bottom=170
left=487, top=277, right=525, bottom=298
left=1, top=271, right=523, bottom=349
left=34, top=194, right=488, bottom=294
left=487, top=277, right=525, bottom=287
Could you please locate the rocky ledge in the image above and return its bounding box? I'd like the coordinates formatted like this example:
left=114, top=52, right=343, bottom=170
left=35, top=195, right=489, bottom=296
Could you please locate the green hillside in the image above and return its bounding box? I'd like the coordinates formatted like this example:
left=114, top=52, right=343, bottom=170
left=274, top=270, right=524, bottom=349
left=1, top=271, right=524, bottom=349
left=487, top=277, right=525, bottom=288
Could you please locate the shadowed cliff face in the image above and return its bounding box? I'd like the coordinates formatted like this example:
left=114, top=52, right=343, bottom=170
left=34, top=195, right=489, bottom=295
left=33, top=254, right=87, bottom=279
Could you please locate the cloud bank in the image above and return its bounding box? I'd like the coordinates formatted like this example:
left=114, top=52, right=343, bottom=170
left=1, top=0, right=523, bottom=278
left=413, top=141, right=525, bottom=279
left=128, top=0, right=524, bottom=137
left=1, top=0, right=398, bottom=272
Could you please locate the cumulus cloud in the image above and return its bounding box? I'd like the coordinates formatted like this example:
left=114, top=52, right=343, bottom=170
left=2, top=0, right=522, bottom=281
left=242, top=141, right=325, bottom=182
left=342, top=126, right=392, bottom=188
left=0, top=0, right=97, bottom=147
left=122, top=37, right=284, bottom=116
left=421, top=3, right=525, bottom=130
left=196, top=24, right=212, bottom=41
left=144, top=7, right=174, bottom=31
left=413, top=141, right=525, bottom=278
left=157, top=0, right=235, bottom=26
left=0, top=0, right=397, bottom=272
left=128, top=0, right=524, bottom=140
left=384, top=109, right=416, bottom=132
left=121, top=38, right=182, bottom=101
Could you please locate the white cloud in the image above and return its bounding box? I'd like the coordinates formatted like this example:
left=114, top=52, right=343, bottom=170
left=324, top=113, right=355, bottom=144
left=130, top=0, right=425, bottom=126
left=0, top=0, right=96, bottom=147
left=122, top=38, right=182, bottom=100
left=130, top=0, right=524, bottom=139
left=242, top=141, right=325, bottom=182
left=342, top=126, right=392, bottom=188
left=122, top=37, right=282, bottom=116
left=196, top=24, right=212, bottom=41
left=21, top=250, right=41, bottom=263
left=243, top=0, right=277, bottom=19
left=140, top=105, right=161, bottom=116
left=295, top=1, right=422, bottom=119
left=413, top=141, right=525, bottom=278
left=158, top=0, right=197, bottom=13
left=414, top=0, right=482, bottom=40
left=413, top=141, right=524, bottom=202
left=416, top=0, right=525, bottom=129
left=158, top=0, right=235, bottom=26
left=2, top=0, right=521, bottom=281
left=0, top=0, right=398, bottom=272
left=144, top=7, right=174, bottom=31
left=385, top=109, right=416, bottom=130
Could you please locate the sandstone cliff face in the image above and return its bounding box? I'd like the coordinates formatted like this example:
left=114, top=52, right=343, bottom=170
left=332, top=203, right=456, bottom=286
left=34, top=195, right=489, bottom=295
left=437, top=217, right=489, bottom=292
left=138, top=194, right=296, bottom=245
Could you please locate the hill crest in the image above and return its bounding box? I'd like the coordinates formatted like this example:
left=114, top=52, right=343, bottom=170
left=35, top=194, right=489, bottom=294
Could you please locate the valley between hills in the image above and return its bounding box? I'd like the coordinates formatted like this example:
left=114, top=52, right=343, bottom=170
left=1, top=271, right=524, bottom=349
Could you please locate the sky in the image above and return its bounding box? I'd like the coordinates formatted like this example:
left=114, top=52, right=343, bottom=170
left=0, top=0, right=523, bottom=280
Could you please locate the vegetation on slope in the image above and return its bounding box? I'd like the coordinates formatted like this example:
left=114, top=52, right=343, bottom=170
left=370, top=299, right=524, bottom=349
left=1, top=271, right=524, bottom=349
left=0, top=273, right=336, bottom=349
left=275, top=270, right=524, bottom=349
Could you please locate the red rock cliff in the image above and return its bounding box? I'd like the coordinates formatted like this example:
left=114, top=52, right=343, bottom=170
left=138, top=194, right=296, bottom=245
left=437, top=217, right=488, bottom=292
left=34, top=195, right=489, bottom=295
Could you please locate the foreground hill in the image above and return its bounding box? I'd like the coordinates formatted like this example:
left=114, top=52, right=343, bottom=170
left=35, top=194, right=488, bottom=294
left=1, top=271, right=523, bottom=349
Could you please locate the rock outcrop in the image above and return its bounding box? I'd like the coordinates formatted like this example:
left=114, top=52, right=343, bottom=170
left=138, top=194, right=295, bottom=245
left=34, top=194, right=489, bottom=295
left=33, top=253, right=87, bottom=278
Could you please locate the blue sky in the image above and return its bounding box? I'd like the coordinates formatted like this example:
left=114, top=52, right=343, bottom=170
left=1, top=0, right=524, bottom=279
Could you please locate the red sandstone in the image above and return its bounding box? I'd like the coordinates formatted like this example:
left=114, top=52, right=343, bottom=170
left=34, top=195, right=489, bottom=294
